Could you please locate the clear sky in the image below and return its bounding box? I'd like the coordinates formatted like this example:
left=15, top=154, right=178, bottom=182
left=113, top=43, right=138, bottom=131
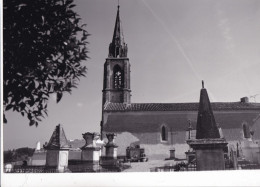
left=3, top=0, right=260, bottom=150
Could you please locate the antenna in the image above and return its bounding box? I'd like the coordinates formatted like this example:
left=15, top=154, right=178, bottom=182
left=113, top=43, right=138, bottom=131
left=249, top=94, right=259, bottom=102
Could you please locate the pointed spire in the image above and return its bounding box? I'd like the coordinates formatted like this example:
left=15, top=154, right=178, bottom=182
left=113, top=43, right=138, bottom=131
left=196, top=82, right=220, bottom=139
left=109, top=4, right=128, bottom=58
left=44, top=124, right=70, bottom=150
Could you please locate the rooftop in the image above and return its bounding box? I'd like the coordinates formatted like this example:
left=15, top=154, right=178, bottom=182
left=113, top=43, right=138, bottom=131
left=104, top=102, right=260, bottom=112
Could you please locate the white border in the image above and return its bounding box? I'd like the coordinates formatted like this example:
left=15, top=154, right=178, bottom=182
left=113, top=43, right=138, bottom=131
left=1, top=0, right=4, bottom=183
left=1, top=170, right=260, bottom=187
left=1, top=1, right=260, bottom=187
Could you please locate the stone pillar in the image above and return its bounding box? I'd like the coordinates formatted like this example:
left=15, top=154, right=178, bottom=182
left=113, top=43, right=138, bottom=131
left=46, top=149, right=69, bottom=172
left=44, top=124, right=70, bottom=173
left=185, top=150, right=196, bottom=163
left=81, top=133, right=101, bottom=163
left=105, top=133, right=118, bottom=159
left=169, top=148, right=175, bottom=159
left=80, top=133, right=101, bottom=172
left=230, top=148, right=238, bottom=170
left=188, top=139, right=227, bottom=171
left=186, top=82, right=228, bottom=171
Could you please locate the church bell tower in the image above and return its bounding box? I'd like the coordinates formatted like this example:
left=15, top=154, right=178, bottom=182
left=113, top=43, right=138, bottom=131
left=102, top=5, right=131, bottom=105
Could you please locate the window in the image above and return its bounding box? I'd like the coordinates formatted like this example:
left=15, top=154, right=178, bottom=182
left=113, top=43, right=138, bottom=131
left=113, top=65, right=124, bottom=89
left=242, top=123, right=250, bottom=138
left=161, top=126, right=167, bottom=141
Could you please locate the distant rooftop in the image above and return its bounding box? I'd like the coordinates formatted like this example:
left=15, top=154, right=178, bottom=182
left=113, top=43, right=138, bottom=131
left=104, top=102, right=260, bottom=112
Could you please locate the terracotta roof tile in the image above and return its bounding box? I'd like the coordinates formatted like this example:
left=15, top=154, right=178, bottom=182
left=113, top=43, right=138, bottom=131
left=103, top=111, right=260, bottom=133
left=104, top=102, right=260, bottom=112
left=45, top=124, right=70, bottom=150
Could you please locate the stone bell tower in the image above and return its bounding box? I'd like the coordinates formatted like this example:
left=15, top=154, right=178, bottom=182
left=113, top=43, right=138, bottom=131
left=102, top=5, right=131, bottom=106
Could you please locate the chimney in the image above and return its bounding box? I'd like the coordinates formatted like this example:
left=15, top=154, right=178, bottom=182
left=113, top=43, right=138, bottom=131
left=240, top=97, right=249, bottom=103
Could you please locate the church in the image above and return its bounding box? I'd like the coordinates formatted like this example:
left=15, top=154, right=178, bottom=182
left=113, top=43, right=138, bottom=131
left=100, top=5, right=260, bottom=159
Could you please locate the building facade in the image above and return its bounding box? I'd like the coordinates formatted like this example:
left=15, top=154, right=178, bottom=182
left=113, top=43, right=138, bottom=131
left=101, top=6, right=260, bottom=159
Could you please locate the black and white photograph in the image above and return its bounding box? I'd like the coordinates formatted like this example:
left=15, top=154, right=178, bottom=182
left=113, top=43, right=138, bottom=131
left=1, top=0, right=260, bottom=186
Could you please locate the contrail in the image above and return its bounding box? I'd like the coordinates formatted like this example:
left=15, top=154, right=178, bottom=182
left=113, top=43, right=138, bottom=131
left=141, top=0, right=202, bottom=81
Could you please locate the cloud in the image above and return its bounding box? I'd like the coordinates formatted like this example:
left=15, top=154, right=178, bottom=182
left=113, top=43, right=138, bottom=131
left=141, top=0, right=202, bottom=81
left=217, top=9, right=235, bottom=54
left=76, top=102, right=84, bottom=107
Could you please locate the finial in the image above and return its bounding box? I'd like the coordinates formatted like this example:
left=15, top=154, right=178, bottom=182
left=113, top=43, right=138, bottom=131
left=117, top=0, right=120, bottom=9
left=202, top=80, right=204, bottom=89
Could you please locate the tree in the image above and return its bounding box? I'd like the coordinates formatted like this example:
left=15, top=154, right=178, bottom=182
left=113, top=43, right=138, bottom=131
left=3, top=0, right=89, bottom=126
left=4, top=150, right=15, bottom=163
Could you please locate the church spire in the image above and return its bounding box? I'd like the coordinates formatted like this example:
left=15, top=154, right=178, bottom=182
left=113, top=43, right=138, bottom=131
left=109, top=4, right=128, bottom=58
left=196, top=81, right=220, bottom=139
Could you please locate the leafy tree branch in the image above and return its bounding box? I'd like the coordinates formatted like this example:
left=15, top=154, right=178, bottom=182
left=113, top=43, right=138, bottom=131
left=3, top=0, right=89, bottom=126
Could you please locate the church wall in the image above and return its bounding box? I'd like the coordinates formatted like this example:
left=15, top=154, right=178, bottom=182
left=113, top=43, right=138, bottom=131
left=252, top=115, right=260, bottom=139
left=102, top=110, right=260, bottom=160
left=103, top=110, right=260, bottom=133
left=102, top=131, right=189, bottom=159
left=103, top=110, right=198, bottom=133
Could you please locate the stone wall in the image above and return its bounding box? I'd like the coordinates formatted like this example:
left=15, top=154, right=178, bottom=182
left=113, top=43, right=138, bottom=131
left=196, top=148, right=225, bottom=171
left=102, top=131, right=189, bottom=159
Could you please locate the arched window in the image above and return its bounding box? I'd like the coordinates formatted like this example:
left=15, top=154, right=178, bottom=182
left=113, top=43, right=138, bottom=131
left=113, top=65, right=124, bottom=89
left=161, top=126, right=167, bottom=141
left=242, top=123, right=250, bottom=138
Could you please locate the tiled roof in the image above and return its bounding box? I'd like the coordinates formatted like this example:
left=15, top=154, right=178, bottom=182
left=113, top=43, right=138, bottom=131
left=44, top=124, right=70, bottom=150
left=103, top=111, right=260, bottom=133
left=104, top=102, right=260, bottom=112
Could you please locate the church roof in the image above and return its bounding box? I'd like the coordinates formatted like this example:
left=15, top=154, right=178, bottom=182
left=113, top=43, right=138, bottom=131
left=104, top=102, right=260, bottom=112
left=103, top=111, right=260, bottom=133
left=44, top=124, right=70, bottom=150
left=195, top=85, right=220, bottom=139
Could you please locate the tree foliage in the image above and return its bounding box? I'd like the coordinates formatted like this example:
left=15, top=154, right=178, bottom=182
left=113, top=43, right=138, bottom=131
left=3, top=0, right=89, bottom=126
left=4, top=147, right=35, bottom=163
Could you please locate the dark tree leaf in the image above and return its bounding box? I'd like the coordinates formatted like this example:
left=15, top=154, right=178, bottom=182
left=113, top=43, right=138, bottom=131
left=4, top=114, right=7, bottom=123
left=5, top=105, right=13, bottom=111
left=56, top=92, right=63, bottom=103
left=3, top=0, right=89, bottom=126
left=20, top=102, right=26, bottom=110
left=29, top=120, right=35, bottom=126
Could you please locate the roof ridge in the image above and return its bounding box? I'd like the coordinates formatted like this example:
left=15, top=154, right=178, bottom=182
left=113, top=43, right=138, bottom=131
left=104, top=102, right=260, bottom=112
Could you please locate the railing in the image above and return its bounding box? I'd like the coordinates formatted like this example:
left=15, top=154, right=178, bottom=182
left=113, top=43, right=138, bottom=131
left=240, top=163, right=260, bottom=170
left=67, top=159, right=131, bottom=173
left=100, top=158, right=130, bottom=172
left=7, top=166, right=56, bottom=173
left=68, top=164, right=103, bottom=173
left=150, top=162, right=193, bottom=172
left=186, top=163, right=196, bottom=171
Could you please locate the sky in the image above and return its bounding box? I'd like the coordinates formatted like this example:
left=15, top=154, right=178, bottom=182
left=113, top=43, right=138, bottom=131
left=3, top=0, right=260, bottom=150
